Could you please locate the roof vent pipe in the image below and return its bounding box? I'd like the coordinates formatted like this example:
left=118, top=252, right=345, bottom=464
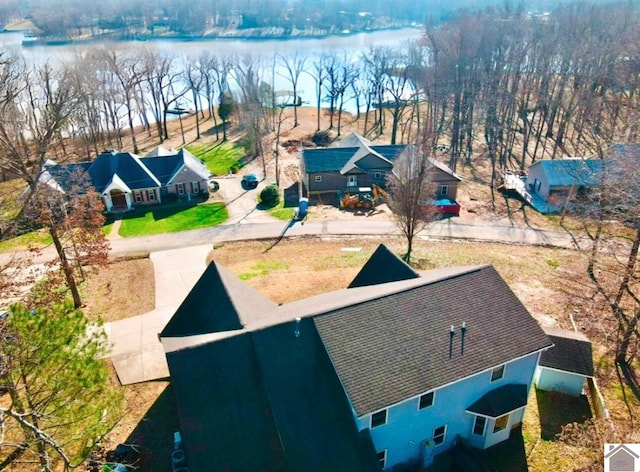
left=461, top=321, right=467, bottom=355
left=449, top=325, right=455, bottom=359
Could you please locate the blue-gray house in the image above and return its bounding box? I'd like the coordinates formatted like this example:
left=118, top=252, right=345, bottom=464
left=160, top=245, right=552, bottom=471
left=40, top=147, right=210, bottom=212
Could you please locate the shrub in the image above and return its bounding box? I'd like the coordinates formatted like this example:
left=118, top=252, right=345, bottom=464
left=260, top=184, right=280, bottom=208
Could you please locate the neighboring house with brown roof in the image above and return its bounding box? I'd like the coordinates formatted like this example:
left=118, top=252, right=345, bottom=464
left=40, top=147, right=210, bottom=212
left=534, top=327, right=594, bottom=397
left=301, top=133, right=461, bottom=203
left=160, top=245, right=552, bottom=471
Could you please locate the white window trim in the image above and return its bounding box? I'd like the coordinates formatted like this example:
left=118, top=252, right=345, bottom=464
left=490, top=364, right=506, bottom=382
left=314, top=175, right=323, bottom=183
left=370, top=409, right=387, bottom=428
left=433, top=425, right=447, bottom=446
left=439, top=185, right=449, bottom=196
left=374, top=171, right=383, bottom=179
left=473, top=415, right=487, bottom=436
left=493, top=413, right=509, bottom=434
left=377, top=449, right=387, bottom=469
left=177, top=183, right=185, bottom=195
left=134, top=191, right=142, bottom=203
left=418, top=390, right=435, bottom=410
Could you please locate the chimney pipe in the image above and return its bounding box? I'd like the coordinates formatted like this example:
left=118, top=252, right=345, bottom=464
left=460, top=321, right=467, bottom=355
left=449, top=325, right=455, bottom=359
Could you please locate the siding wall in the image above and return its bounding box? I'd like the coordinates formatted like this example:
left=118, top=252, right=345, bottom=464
left=168, top=167, right=207, bottom=195
left=527, top=164, right=551, bottom=199
left=535, top=366, right=586, bottom=397
left=355, top=353, right=540, bottom=470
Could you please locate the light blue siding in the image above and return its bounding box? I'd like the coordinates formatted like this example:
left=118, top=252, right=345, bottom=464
left=357, top=352, right=540, bottom=470
left=536, top=366, right=586, bottom=397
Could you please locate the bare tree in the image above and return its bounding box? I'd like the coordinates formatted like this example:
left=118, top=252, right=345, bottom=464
left=278, top=52, right=307, bottom=128
left=22, top=169, right=110, bottom=309
left=0, top=60, right=77, bottom=215
left=386, top=124, right=440, bottom=262
left=96, top=46, right=145, bottom=153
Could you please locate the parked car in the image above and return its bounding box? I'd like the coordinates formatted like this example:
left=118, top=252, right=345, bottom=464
left=242, top=173, right=258, bottom=189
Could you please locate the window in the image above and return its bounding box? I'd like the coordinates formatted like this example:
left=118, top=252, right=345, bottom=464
left=147, top=189, right=155, bottom=201
left=473, top=416, right=487, bottom=436
left=377, top=450, right=387, bottom=469
left=134, top=191, right=142, bottom=203
left=314, top=175, right=323, bottom=183
left=191, top=181, right=199, bottom=193
left=439, top=185, right=449, bottom=196
left=433, top=425, right=446, bottom=445
left=374, top=171, right=383, bottom=180
left=419, top=391, right=434, bottom=410
left=177, top=183, right=185, bottom=195
left=371, top=410, right=387, bottom=428
left=491, top=365, right=505, bottom=382
left=493, top=414, right=509, bottom=433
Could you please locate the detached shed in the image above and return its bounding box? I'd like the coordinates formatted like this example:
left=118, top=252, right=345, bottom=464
left=535, top=327, right=594, bottom=397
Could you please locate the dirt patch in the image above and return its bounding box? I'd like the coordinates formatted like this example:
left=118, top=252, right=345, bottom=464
left=83, top=257, right=154, bottom=322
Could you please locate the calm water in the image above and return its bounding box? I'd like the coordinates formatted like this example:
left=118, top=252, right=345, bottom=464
left=0, top=28, right=424, bottom=112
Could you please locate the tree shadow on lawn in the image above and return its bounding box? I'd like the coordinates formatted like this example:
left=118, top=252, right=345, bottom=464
left=124, top=383, right=180, bottom=472
left=535, top=388, right=592, bottom=440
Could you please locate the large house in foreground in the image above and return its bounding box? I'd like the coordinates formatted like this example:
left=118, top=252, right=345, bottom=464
left=301, top=133, right=461, bottom=202
left=40, top=147, right=210, bottom=212
left=160, top=245, right=553, bottom=471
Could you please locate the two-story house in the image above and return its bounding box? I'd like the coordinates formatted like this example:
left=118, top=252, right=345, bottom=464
left=301, top=133, right=461, bottom=203
left=160, top=244, right=552, bottom=471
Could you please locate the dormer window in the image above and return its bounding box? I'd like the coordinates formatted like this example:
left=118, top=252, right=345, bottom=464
left=491, top=364, right=505, bottom=382
left=371, top=409, right=387, bottom=428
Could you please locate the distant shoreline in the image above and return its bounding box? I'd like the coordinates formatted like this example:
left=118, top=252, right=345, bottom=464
left=12, top=25, right=421, bottom=47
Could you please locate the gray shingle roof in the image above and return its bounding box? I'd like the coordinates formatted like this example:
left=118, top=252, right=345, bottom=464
left=348, top=244, right=419, bottom=288
left=160, top=261, right=277, bottom=338
left=314, top=265, right=552, bottom=416
left=539, top=327, right=594, bottom=377
left=140, top=155, right=182, bottom=185
left=167, top=320, right=380, bottom=472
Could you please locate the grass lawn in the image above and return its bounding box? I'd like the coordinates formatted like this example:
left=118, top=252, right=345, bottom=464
left=118, top=203, right=228, bottom=237
left=268, top=200, right=296, bottom=220
left=186, top=142, right=244, bottom=175
left=0, top=229, right=52, bottom=252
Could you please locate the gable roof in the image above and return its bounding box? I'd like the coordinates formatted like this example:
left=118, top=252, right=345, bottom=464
left=140, top=155, right=182, bottom=185
left=530, top=158, right=603, bottom=188
left=160, top=261, right=277, bottom=338
left=314, top=265, right=552, bottom=416
left=166, top=319, right=380, bottom=472
left=539, top=327, right=594, bottom=377
left=348, top=244, right=419, bottom=288
left=88, top=151, right=161, bottom=192
left=302, top=132, right=405, bottom=174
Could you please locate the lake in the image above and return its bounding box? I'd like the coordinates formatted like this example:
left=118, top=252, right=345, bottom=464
left=0, top=27, right=424, bottom=113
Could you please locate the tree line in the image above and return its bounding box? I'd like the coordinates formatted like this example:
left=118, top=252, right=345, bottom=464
left=1, top=0, right=597, bottom=39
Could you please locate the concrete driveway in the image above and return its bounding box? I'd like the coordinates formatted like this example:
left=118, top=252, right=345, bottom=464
left=106, top=245, right=212, bottom=384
